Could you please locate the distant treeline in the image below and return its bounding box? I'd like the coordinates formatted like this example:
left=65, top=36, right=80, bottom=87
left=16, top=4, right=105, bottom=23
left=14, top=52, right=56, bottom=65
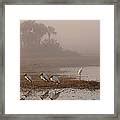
left=20, top=20, right=80, bottom=57
left=20, top=21, right=99, bottom=67
left=21, top=21, right=62, bottom=50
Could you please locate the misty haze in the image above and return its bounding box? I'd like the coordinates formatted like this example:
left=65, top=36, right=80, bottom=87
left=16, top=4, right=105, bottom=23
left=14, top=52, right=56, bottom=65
left=20, top=20, right=100, bottom=100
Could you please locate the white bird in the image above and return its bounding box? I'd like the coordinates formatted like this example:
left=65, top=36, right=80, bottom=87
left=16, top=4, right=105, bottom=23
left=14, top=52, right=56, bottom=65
left=49, top=90, right=61, bottom=100
left=20, top=95, right=26, bottom=100
left=39, top=73, right=49, bottom=82
left=49, top=75, right=60, bottom=84
left=24, top=73, right=32, bottom=82
left=78, top=67, right=83, bottom=80
left=78, top=67, right=83, bottom=75
left=20, top=89, right=32, bottom=100
left=40, top=90, right=49, bottom=100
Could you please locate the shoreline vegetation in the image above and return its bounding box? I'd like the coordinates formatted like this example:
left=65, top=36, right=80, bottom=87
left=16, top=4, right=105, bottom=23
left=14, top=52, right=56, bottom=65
left=20, top=75, right=100, bottom=91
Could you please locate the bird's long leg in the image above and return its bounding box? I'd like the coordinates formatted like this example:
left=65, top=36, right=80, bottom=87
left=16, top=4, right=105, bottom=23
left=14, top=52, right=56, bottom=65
left=21, top=87, right=32, bottom=99
left=79, top=73, right=81, bottom=80
left=25, top=81, right=33, bottom=97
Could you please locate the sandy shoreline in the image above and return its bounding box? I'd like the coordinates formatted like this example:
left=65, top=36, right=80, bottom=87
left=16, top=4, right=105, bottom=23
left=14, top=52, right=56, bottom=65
left=20, top=88, right=100, bottom=100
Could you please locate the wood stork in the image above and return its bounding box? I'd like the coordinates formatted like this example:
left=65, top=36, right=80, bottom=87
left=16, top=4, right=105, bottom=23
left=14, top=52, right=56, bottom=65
left=49, top=75, right=60, bottom=84
left=20, top=95, right=26, bottom=100
left=39, top=73, right=49, bottom=82
left=78, top=67, right=83, bottom=80
left=40, top=90, right=49, bottom=100
left=49, top=90, right=61, bottom=100
left=24, top=73, right=32, bottom=82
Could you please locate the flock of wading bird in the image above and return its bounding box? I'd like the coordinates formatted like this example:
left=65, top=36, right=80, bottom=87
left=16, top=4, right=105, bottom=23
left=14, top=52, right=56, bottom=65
left=21, top=67, right=84, bottom=100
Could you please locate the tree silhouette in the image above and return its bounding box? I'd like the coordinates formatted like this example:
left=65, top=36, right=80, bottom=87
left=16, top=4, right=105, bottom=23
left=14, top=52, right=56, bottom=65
left=20, top=21, right=48, bottom=48
left=20, top=21, right=82, bottom=59
left=21, top=21, right=63, bottom=53
left=47, top=26, right=57, bottom=41
left=41, top=38, right=62, bottom=51
left=40, top=25, right=62, bottom=51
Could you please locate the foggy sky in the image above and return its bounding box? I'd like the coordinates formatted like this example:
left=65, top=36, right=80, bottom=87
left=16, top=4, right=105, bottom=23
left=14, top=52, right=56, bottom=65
left=37, top=20, right=100, bottom=56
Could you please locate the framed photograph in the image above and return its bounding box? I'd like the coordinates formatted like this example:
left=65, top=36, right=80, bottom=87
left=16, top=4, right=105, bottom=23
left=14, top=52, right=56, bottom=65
left=0, top=0, right=119, bottom=119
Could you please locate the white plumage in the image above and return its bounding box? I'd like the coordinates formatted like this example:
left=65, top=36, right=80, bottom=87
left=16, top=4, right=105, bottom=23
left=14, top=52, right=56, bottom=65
left=39, top=73, right=49, bottom=82
left=78, top=67, right=83, bottom=80
left=49, top=75, right=60, bottom=84
left=24, top=73, right=32, bottom=82
left=20, top=95, right=26, bottom=100
left=40, top=90, right=49, bottom=100
left=78, top=67, right=83, bottom=75
left=49, top=90, right=61, bottom=100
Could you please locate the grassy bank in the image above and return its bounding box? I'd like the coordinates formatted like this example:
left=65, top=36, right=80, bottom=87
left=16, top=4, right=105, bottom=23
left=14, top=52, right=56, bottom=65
left=20, top=78, right=100, bottom=91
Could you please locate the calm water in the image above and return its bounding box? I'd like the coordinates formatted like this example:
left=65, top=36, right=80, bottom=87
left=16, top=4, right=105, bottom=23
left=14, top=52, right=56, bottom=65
left=57, top=66, right=100, bottom=82
left=21, top=66, right=100, bottom=82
